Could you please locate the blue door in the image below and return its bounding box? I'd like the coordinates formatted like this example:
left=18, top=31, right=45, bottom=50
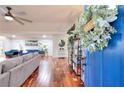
left=84, top=5, right=124, bottom=87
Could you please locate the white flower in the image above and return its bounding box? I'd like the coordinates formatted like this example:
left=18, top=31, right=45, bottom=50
left=105, top=16, right=117, bottom=22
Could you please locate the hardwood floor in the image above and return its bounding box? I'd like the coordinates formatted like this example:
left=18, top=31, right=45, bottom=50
left=22, top=57, right=83, bottom=87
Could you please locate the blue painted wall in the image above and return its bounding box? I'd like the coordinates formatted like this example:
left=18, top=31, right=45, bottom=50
left=84, top=5, right=124, bottom=87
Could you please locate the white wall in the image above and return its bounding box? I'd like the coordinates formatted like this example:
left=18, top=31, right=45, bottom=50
left=1, top=34, right=68, bottom=57
left=10, top=39, right=53, bottom=56
left=39, top=39, right=53, bottom=56
left=0, top=36, right=11, bottom=51
left=3, top=38, right=11, bottom=51
left=52, top=34, right=68, bottom=57
left=11, top=39, right=39, bottom=50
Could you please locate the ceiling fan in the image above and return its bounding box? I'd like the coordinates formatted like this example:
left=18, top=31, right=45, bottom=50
left=0, top=6, right=32, bottom=25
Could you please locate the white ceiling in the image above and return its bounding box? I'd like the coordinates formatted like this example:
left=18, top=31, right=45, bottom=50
left=0, top=5, right=83, bottom=39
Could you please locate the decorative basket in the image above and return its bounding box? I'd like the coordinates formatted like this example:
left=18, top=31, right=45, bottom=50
left=83, top=19, right=95, bottom=32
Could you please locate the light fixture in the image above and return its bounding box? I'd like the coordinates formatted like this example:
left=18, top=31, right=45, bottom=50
left=12, top=35, right=16, bottom=38
left=4, top=15, right=13, bottom=21
left=42, top=35, right=46, bottom=38
left=0, top=36, right=6, bottom=39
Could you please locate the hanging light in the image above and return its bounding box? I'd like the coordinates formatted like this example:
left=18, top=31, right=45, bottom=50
left=4, top=14, right=13, bottom=21
left=12, top=35, right=16, bottom=38
left=42, top=35, right=46, bottom=38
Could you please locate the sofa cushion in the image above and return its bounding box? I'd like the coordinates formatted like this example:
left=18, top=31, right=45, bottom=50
left=0, top=64, right=2, bottom=74
left=0, top=72, right=10, bottom=87
left=16, top=56, right=24, bottom=65
left=2, top=57, right=23, bottom=73
left=9, top=64, right=24, bottom=87
left=2, top=62, right=16, bottom=73
left=34, top=52, right=38, bottom=55
left=22, top=53, right=33, bottom=62
left=30, top=53, right=34, bottom=58
left=33, top=52, right=39, bottom=56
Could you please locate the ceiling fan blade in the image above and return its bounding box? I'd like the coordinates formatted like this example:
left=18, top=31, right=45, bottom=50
left=15, top=11, right=27, bottom=16
left=13, top=17, right=24, bottom=25
left=15, top=17, right=32, bottom=23
left=0, top=7, right=7, bottom=13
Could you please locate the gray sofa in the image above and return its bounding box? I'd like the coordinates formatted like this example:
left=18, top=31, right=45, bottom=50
left=0, top=52, right=41, bottom=87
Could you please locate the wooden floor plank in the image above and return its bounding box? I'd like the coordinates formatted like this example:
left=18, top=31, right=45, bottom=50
left=22, top=57, right=84, bottom=87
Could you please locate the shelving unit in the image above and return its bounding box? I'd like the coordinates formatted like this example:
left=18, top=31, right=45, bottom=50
left=81, top=57, right=86, bottom=82
left=68, top=38, right=86, bottom=83
left=79, top=40, right=86, bottom=82
left=67, top=24, right=84, bottom=80
left=68, top=45, right=73, bottom=65
left=71, top=38, right=82, bottom=76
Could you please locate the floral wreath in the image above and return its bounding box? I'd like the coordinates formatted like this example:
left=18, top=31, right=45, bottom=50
left=75, top=5, right=118, bottom=52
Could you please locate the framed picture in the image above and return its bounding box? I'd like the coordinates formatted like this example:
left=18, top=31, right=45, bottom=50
left=25, top=40, right=38, bottom=46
